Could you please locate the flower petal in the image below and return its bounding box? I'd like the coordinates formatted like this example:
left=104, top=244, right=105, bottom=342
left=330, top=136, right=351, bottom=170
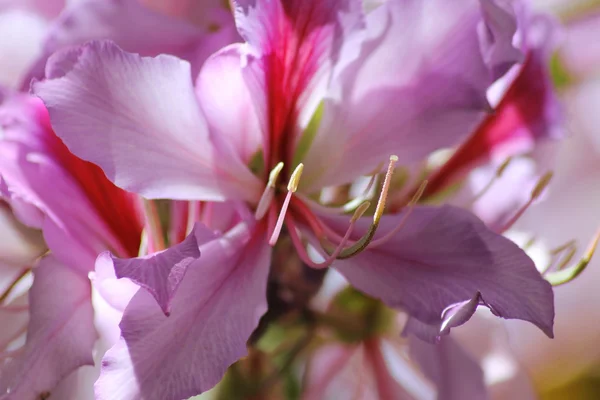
left=0, top=141, right=123, bottom=272
left=108, top=223, right=215, bottom=315
left=33, top=40, right=261, bottom=202
left=0, top=256, right=97, bottom=400
left=21, top=0, right=234, bottom=88
left=301, top=0, right=523, bottom=191
left=196, top=44, right=263, bottom=165
left=329, top=205, right=554, bottom=337
left=95, top=222, right=271, bottom=400
left=409, top=336, right=488, bottom=400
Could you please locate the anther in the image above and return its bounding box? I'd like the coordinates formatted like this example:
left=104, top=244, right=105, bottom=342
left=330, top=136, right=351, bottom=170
left=255, top=162, right=284, bottom=220
left=287, top=163, right=304, bottom=192
left=269, top=163, right=304, bottom=246
left=546, top=228, right=600, bottom=286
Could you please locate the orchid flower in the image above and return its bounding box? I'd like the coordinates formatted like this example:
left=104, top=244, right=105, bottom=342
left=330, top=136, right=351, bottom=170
left=32, top=0, right=558, bottom=398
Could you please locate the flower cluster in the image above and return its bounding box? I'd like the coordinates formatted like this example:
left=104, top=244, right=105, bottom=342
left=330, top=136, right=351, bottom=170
left=0, top=0, right=595, bottom=399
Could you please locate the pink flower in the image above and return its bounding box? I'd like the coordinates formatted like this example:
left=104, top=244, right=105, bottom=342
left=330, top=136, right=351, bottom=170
left=32, top=0, right=556, bottom=398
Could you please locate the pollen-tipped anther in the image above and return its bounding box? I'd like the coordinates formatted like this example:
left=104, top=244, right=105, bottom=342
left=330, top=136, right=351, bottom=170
left=287, top=163, right=304, bottom=192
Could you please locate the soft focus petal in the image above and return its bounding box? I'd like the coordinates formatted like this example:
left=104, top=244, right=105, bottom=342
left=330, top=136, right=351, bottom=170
left=0, top=256, right=97, bottom=400
left=108, top=223, right=214, bottom=315
left=33, top=40, right=261, bottom=202
left=301, top=0, right=524, bottom=191
left=560, top=11, right=600, bottom=78
left=0, top=9, right=49, bottom=88
left=0, top=202, right=45, bottom=266
left=21, top=0, right=234, bottom=88
left=329, top=205, right=554, bottom=338
left=409, top=336, right=488, bottom=400
left=0, top=0, right=65, bottom=19
left=95, top=222, right=271, bottom=400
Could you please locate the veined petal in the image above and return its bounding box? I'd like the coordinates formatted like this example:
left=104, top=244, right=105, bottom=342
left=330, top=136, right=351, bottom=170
left=301, top=0, right=524, bottom=192
left=329, top=205, right=554, bottom=337
left=233, top=0, right=363, bottom=165
left=108, top=223, right=215, bottom=315
left=33, top=40, right=261, bottom=202
left=95, top=222, right=271, bottom=400
left=0, top=256, right=97, bottom=400
left=409, top=336, right=488, bottom=400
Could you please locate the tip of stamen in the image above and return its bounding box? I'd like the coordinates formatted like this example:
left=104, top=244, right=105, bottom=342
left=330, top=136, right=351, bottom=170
left=390, top=155, right=399, bottom=162
left=531, top=171, right=553, bottom=200
left=268, top=162, right=284, bottom=188
left=287, top=163, right=304, bottom=192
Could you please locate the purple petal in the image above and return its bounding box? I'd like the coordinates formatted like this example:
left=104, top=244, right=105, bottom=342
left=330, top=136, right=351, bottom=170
left=33, top=40, right=261, bottom=202
left=329, top=205, right=554, bottom=338
left=478, top=0, right=524, bottom=79
left=301, top=0, right=524, bottom=192
left=409, top=336, right=488, bottom=400
left=95, top=222, right=271, bottom=400
left=108, top=223, right=215, bottom=316
left=0, top=256, right=97, bottom=400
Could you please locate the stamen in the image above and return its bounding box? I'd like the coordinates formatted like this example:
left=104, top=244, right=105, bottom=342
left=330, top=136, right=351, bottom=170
left=499, top=171, right=553, bottom=233
left=295, top=172, right=379, bottom=215
left=470, top=157, right=513, bottom=205
left=287, top=202, right=370, bottom=269
left=546, top=228, right=600, bottom=286
left=255, top=162, right=284, bottom=220
left=337, top=155, right=398, bottom=259
left=269, top=163, right=304, bottom=246
left=368, top=180, right=428, bottom=248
